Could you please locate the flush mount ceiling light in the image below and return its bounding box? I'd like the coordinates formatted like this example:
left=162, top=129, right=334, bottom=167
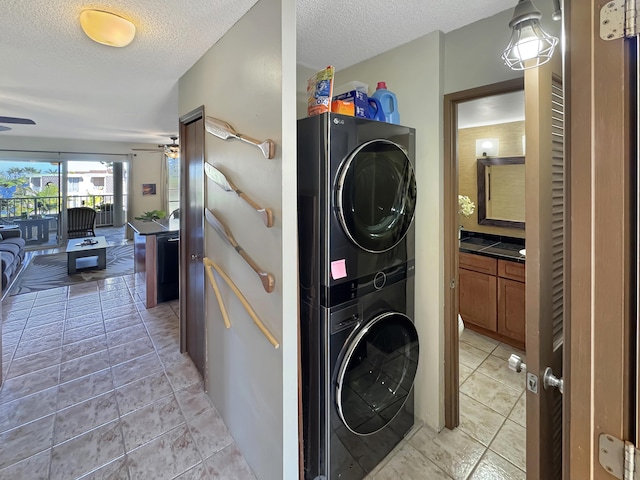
left=79, top=9, right=136, bottom=47
left=501, top=0, right=558, bottom=70
left=163, top=136, right=180, bottom=159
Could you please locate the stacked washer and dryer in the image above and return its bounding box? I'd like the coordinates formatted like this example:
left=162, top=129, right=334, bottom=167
left=297, top=113, right=420, bottom=480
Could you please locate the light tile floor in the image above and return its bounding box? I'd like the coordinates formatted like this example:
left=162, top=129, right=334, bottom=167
left=0, top=277, right=256, bottom=480
left=366, top=329, right=527, bottom=480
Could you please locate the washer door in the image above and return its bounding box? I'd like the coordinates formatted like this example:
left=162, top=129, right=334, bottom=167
left=336, top=312, right=419, bottom=435
left=335, top=139, right=417, bottom=253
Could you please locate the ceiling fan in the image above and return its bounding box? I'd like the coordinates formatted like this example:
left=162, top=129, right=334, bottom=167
left=132, top=136, right=180, bottom=157
left=163, top=136, right=180, bottom=158
left=0, top=116, right=36, bottom=133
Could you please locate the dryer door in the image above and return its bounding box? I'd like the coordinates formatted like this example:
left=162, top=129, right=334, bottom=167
left=335, top=311, right=419, bottom=435
left=335, top=139, right=417, bottom=253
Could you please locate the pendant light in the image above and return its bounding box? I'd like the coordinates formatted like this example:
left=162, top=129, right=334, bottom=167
left=501, top=0, right=558, bottom=70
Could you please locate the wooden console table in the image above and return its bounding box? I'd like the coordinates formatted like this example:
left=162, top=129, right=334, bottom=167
left=129, top=219, right=179, bottom=308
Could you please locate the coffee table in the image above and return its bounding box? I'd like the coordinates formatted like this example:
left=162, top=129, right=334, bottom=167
left=67, top=236, right=108, bottom=274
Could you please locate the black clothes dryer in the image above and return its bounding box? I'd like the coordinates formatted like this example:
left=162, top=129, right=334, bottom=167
left=297, top=113, right=417, bottom=310
left=297, top=114, right=419, bottom=480
left=300, top=275, right=418, bottom=480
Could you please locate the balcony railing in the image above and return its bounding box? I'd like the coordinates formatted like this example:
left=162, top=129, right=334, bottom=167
left=0, top=194, right=119, bottom=229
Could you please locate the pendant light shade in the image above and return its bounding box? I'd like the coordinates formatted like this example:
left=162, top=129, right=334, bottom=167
left=501, top=0, right=558, bottom=70
left=164, top=137, right=180, bottom=159
left=80, top=10, right=136, bottom=48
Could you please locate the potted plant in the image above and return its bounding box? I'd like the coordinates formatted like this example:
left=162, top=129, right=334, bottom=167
left=135, top=210, right=166, bottom=221
left=458, top=194, right=475, bottom=241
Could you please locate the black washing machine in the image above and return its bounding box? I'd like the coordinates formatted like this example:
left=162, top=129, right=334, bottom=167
left=297, top=113, right=419, bottom=479
left=300, top=274, right=418, bottom=479
left=297, top=113, right=417, bottom=309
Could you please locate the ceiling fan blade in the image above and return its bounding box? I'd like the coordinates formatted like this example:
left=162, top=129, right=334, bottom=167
left=0, top=116, right=35, bottom=125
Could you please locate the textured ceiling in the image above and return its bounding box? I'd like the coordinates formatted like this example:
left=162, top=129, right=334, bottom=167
left=296, top=0, right=516, bottom=70
left=458, top=91, right=525, bottom=129
left=0, top=0, right=259, bottom=144
left=0, top=0, right=517, bottom=144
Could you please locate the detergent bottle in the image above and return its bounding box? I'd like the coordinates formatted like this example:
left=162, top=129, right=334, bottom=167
left=370, top=82, right=400, bottom=124
left=367, top=97, right=385, bottom=122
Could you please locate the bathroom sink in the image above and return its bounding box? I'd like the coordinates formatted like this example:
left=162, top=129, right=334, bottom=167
left=519, top=249, right=526, bottom=256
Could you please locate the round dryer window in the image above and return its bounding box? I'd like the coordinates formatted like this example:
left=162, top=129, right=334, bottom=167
left=336, top=312, right=419, bottom=436
left=335, top=139, right=417, bottom=253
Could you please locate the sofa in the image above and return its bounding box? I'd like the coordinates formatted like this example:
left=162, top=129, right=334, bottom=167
left=0, top=228, right=26, bottom=292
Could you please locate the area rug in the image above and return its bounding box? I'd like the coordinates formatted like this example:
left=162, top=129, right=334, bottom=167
left=9, top=244, right=134, bottom=296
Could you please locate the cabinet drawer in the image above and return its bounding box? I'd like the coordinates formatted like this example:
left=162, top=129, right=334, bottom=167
left=498, top=259, right=525, bottom=282
left=459, top=252, right=497, bottom=275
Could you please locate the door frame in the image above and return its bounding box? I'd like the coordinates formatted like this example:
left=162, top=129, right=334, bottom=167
left=443, top=77, right=524, bottom=429
left=179, top=105, right=206, bottom=374
left=565, top=1, right=635, bottom=477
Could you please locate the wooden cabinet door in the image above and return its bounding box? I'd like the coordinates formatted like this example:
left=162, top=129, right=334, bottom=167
left=497, top=277, right=525, bottom=346
left=458, top=268, right=497, bottom=332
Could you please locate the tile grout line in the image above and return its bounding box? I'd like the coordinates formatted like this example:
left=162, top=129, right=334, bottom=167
left=459, top=336, right=527, bottom=477
left=104, top=288, right=132, bottom=480
left=48, top=286, right=70, bottom=480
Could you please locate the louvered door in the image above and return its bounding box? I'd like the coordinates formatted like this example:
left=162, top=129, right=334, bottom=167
left=524, top=56, right=564, bottom=480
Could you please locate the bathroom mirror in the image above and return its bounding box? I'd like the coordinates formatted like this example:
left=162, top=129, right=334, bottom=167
left=477, top=156, right=525, bottom=229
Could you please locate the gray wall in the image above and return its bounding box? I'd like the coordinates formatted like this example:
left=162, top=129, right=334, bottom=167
left=179, top=0, right=298, bottom=477
left=333, top=31, right=446, bottom=429
left=445, top=2, right=560, bottom=94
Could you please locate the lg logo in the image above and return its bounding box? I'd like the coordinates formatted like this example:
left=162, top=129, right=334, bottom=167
left=333, top=118, right=344, bottom=125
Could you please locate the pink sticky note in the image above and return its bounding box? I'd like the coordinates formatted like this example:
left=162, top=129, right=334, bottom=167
left=331, top=259, right=347, bottom=280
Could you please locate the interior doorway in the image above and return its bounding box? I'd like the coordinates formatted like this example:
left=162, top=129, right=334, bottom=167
left=179, top=106, right=206, bottom=378
left=444, top=78, right=529, bottom=474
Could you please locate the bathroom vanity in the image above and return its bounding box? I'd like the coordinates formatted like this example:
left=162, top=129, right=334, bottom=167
left=458, top=233, right=525, bottom=350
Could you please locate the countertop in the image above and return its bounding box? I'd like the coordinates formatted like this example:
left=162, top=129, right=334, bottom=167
left=459, top=232, right=525, bottom=264
left=128, top=218, right=179, bottom=236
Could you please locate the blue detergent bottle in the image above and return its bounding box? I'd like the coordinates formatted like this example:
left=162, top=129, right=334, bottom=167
left=367, top=97, right=385, bottom=122
left=371, top=82, right=400, bottom=124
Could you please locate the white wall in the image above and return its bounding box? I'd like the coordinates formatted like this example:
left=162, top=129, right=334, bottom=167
left=128, top=151, right=164, bottom=218
left=333, top=31, right=446, bottom=430
left=178, top=0, right=297, bottom=477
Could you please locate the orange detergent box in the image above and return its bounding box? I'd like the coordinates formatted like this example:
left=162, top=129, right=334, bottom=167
left=332, top=90, right=368, bottom=118
left=331, top=99, right=355, bottom=116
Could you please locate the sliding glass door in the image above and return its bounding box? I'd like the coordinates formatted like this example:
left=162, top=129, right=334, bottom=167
left=0, top=160, right=62, bottom=248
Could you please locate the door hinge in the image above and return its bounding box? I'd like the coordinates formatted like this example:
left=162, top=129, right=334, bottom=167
left=599, top=434, right=640, bottom=480
left=600, top=0, right=639, bottom=40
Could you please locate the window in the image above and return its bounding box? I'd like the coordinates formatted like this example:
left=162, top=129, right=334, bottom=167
left=91, top=177, right=105, bottom=188
left=166, top=157, right=180, bottom=217
left=30, top=177, right=41, bottom=188
left=68, top=177, right=81, bottom=193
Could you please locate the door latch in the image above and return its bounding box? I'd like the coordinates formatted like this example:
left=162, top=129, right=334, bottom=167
left=543, top=367, right=564, bottom=394
left=508, top=354, right=538, bottom=394
left=508, top=354, right=526, bottom=373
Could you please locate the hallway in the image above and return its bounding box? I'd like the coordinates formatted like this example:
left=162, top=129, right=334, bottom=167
left=0, top=277, right=255, bottom=479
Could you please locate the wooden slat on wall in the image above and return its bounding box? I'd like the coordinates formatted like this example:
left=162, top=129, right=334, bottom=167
left=551, top=78, right=564, bottom=351
left=550, top=75, right=565, bottom=480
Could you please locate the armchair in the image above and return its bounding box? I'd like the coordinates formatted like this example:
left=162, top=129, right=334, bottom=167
left=67, top=207, right=97, bottom=238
